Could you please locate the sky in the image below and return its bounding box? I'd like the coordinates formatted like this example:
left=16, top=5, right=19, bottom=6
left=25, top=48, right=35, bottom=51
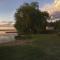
left=0, top=0, right=60, bottom=22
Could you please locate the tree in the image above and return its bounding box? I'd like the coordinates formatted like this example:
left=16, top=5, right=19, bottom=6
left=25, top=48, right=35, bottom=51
left=31, top=2, right=39, bottom=9
left=15, top=2, right=49, bottom=35
left=54, top=20, right=60, bottom=32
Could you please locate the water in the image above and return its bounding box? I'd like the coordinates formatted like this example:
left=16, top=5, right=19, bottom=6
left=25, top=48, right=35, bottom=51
left=0, top=33, right=17, bottom=43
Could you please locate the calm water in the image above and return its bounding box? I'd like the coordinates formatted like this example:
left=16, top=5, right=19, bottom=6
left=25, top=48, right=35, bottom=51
left=0, top=33, right=17, bottom=43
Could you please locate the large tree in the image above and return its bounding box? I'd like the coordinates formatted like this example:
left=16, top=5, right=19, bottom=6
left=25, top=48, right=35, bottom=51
left=15, top=2, right=49, bottom=35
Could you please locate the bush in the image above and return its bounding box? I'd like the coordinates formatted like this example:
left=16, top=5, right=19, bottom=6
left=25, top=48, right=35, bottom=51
left=15, top=35, right=32, bottom=40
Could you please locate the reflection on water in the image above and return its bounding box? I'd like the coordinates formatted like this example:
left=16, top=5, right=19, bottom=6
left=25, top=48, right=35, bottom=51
left=0, top=33, right=17, bottom=43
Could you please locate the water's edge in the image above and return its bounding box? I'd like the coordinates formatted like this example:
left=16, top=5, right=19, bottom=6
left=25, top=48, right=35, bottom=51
left=0, top=33, right=17, bottom=43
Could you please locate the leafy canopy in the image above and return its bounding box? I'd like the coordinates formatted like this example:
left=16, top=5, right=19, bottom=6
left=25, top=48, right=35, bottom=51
left=15, top=2, right=49, bottom=34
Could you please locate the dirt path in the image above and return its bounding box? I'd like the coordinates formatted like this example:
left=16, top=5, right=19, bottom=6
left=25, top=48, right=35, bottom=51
left=0, top=40, right=32, bottom=46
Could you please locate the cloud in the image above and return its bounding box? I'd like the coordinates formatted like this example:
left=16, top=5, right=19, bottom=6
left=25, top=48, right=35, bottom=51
left=41, top=0, right=60, bottom=15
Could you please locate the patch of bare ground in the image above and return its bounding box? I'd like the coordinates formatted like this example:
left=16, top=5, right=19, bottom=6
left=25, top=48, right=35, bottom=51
left=0, top=40, right=32, bottom=46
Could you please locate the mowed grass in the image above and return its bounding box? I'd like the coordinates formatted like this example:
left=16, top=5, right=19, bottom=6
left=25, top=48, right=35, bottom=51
left=32, top=34, right=60, bottom=60
left=0, top=45, right=46, bottom=60
left=0, top=34, right=60, bottom=60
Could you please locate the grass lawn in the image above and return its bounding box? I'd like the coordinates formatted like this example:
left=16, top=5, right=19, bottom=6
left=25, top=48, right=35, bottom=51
left=0, top=34, right=60, bottom=60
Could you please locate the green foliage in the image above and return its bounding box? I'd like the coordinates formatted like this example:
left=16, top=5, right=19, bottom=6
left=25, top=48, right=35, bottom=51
left=54, top=21, right=60, bottom=32
left=15, top=2, right=49, bottom=34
